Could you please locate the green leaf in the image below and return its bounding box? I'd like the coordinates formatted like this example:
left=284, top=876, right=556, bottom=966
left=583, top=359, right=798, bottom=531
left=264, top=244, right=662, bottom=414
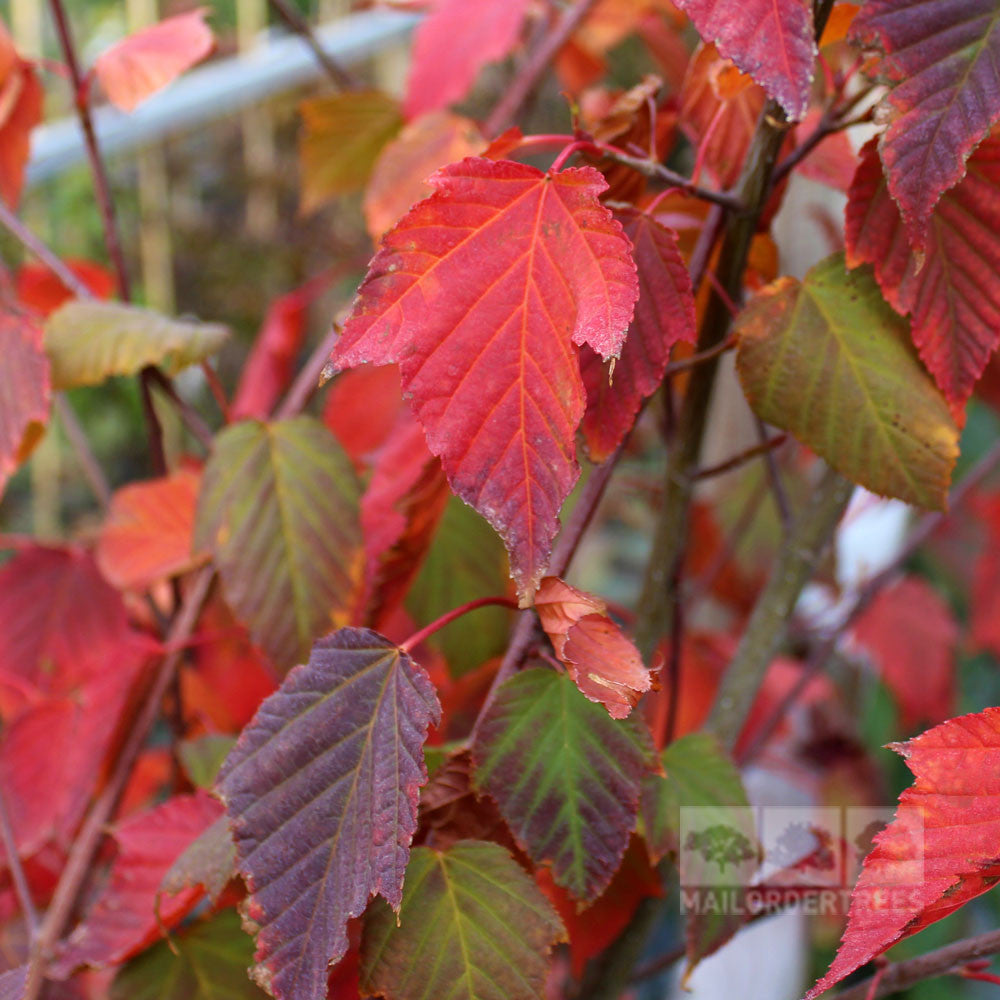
left=44, top=301, right=228, bottom=390
left=179, top=735, right=236, bottom=789
left=299, top=90, right=403, bottom=212
left=195, top=417, right=362, bottom=671
left=640, top=732, right=758, bottom=976
left=159, top=814, right=236, bottom=905
left=110, top=911, right=265, bottom=1000
left=641, top=732, right=752, bottom=864
left=406, top=495, right=512, bottom=676
left=361, top=841, right=566, bottom=1000
left=734, top=252, right=959, bottom=510
left=472, top=668, right=656, bottom=900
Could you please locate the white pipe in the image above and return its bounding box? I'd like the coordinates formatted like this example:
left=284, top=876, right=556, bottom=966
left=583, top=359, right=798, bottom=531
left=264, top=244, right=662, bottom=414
left=26, top=7, right=419, bottom=185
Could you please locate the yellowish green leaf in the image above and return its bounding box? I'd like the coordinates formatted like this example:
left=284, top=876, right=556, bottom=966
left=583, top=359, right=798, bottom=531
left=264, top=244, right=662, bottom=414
left=44, top=301, right=228, bottom=389
left=361, top=841, right=566, bottom=1000
left=299, top=90, right=403, bottom=213
left=734, top=253, right=958, bottom=509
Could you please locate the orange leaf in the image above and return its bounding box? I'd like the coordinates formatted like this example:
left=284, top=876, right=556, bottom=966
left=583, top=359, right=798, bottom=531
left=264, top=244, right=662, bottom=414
left=332, top=158, right=639, bottom=601
left=0, top=27, right=42, bottom=209
left=363, top=111, right=485, bottom=242
left=94, top=8, right=214, bottom=113
left=96, top=468, right=207, bottom=590
left=679, top=43, right=766, bottom=188
left=534, top=577, right=652, bottom=718
left=0, top=312, right=49, bottom=498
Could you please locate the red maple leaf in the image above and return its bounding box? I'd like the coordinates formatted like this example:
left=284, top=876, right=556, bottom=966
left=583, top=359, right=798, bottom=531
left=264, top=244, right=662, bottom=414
left=0, top=313, right=49, bottom=499
left=53, top=792, right=223, bottom=973
left=847, top=134, right=1000, bottom=407
left=535, top=576, right=652, bottom=718
left=332, top=158, right=638, bottom=601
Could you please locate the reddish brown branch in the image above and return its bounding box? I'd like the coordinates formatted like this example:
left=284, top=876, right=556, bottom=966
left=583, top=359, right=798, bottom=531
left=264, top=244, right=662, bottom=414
left=832, top=929, right=1000, bottom=1000
left=693, top=432, right=787, bottom=481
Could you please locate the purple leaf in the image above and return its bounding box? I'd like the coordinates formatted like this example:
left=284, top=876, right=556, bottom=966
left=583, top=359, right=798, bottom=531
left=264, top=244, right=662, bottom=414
left=216, top=627, right=440, bottom=1000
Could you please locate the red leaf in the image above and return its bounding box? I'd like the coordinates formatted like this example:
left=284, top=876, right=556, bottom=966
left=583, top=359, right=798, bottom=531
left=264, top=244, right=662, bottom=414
left=0, top=545, right=131, bottom=695
left=322, top=364, right=405, bottom=468
left=0, top=312, right=49, bottom=497
left=852, top=577, right=957, bottom=729
left=580, top=206, right=696, bottom=460
left=807, top=708, right=1000, bottom=998
left=847, top=134, right=1000, bottom=406
left=93, top=8, right=214, bottom=113
left=678, top=43, right=767, bottom=188
left=183, top=595, right=277, bottom=732
left=332, top=158, right=639, bottom=601
left=216, top=627, right=440, bottom=1000
left=0, top=645, right=148, bottom=858
left=230, top=290, right=309, bottom=421
left=849, top=0, right=1000, bottom=251
left=536, top=836, right=663, bottom=979
left=15, top=260, right=116, bottom=317
left=54, top=792, right=223, bottom=972
left=96, top=468, right=206, bottom=590
left=0, top=25, right=42, bottom=208
left=674, top=0, right=815, bottom=119
left=403, top=0, right=531, bottom=119
left=360, top=412, right=450, bottom=622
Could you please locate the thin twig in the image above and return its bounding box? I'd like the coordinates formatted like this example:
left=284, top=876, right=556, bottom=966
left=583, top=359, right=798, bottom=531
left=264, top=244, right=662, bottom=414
left=266, top=0, right=362, bottom=91
left=754, top=415, right=792, bottom=528
left=604, top=150, right=745, bottom=211
left=48, top=0, right=131, bottom=302
left=400, top=597, right=518, bottom=653
left=663, top=335, right=736, bottom=378
left=47, top=0, right=176, bottom=479
left=54, top=395, right=111, bottom=509
left=0, top=201, right=93, bottom=300
left=145, top=368, right=215, bottom=452
left=275, top=322, right=343, bottom=419
left=832, top=929, right=1000, bottom=1000
left=693, top=432, right=787, bottom=481
left=483, top=0, right=602, bottom=137
left=24, top=568, right=214, bottom=1000
left=0, top=784, right=39, bottom=936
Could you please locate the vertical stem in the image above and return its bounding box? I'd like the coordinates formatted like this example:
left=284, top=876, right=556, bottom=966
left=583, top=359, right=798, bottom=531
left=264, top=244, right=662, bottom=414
left=47, top=0, right=131, bottom=303
left=634, top=100, right=792, bottom=659
left=48, top=0, right=172, bottom=476
left=705, top=463, right=853, bottom=748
